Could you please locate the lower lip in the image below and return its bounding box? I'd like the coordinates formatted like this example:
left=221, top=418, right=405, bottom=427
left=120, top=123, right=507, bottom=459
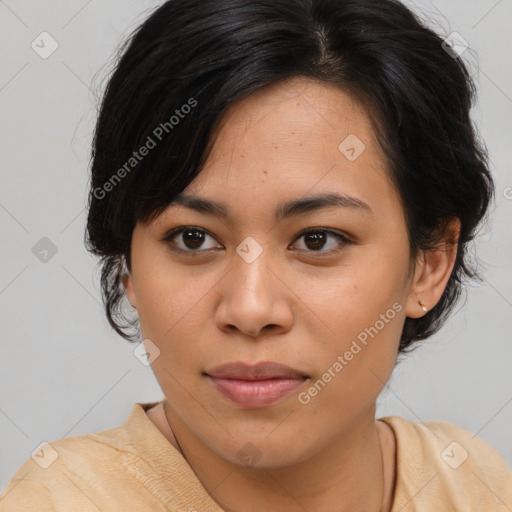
left=208, top=376, right=306, bottom=408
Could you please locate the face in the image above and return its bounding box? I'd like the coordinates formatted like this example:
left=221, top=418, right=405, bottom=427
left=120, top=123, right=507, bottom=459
left=124, top=77, right=425, bottom=467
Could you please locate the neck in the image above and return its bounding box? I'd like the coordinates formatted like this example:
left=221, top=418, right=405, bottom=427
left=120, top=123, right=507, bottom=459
left=163, top=401, right=389, bottom=512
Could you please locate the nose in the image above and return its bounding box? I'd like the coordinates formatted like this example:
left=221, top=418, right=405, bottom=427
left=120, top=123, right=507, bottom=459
left=214, top=244, right=294, bottom=339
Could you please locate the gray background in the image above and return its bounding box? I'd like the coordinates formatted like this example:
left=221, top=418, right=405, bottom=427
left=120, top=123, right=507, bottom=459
left=1, top=0, right=511, bottom=495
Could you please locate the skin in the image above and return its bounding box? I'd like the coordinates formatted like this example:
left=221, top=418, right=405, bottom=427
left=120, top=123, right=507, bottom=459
left=124, top=77, right=459, bottom=512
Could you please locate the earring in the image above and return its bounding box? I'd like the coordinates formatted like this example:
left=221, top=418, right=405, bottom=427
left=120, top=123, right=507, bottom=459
left=418, top=300, right=428, bottom=313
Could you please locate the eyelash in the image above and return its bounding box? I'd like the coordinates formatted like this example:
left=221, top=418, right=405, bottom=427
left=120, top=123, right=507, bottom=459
left=162, top=226, right=353, bottom=257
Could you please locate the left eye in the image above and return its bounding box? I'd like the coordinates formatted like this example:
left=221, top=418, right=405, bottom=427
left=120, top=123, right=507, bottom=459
left=163, top=227, right=351, bottom=255
left=291, top=228, right=351, bottom=254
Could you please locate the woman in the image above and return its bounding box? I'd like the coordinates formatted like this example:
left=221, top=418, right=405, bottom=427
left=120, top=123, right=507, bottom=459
left=1, top=0, right=510, bottom=510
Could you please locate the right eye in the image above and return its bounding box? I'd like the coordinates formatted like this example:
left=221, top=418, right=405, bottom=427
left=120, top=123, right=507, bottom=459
left=162, top=226, right=222, bottom=255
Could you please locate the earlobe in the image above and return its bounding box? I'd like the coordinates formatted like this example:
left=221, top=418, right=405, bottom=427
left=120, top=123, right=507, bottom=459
left=405, top=218, right=460, bottom=319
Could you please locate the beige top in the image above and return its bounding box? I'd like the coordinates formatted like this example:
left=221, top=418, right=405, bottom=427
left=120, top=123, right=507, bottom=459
left=1, top=401, right=511, bottom=511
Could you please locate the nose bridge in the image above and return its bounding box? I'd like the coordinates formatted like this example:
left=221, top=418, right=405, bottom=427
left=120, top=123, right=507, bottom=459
left=214, top=233, right=292, bottom=337
left=233, top=234, right=273, bottom=300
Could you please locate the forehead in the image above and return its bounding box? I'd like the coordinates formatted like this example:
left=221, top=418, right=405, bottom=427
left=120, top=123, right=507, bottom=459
left=211, top=77, right=375, bottom=154
left=196, top=77, right=386, bottom=181
left=161, top=77, right=402, bottom=226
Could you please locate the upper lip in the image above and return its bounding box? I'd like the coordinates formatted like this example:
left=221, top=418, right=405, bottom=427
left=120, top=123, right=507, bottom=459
left=205, top=361, right=308, bottom=380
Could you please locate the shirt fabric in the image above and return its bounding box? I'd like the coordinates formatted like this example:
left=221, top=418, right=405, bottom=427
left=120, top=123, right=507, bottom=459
left=1, top=401, right=511, bottom=511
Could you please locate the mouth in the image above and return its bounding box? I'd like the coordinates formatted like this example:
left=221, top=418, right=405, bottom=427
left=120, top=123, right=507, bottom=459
left=204, top=361, right=309, bottom=408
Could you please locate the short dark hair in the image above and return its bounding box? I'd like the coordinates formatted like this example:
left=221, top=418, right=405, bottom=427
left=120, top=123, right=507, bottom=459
left=86, top=0, right=494, bottom=353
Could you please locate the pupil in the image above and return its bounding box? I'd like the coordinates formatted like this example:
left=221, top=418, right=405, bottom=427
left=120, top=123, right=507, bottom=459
left=305, top=232, right=325, bottom=250
left=183, top=230, right=204, bottom=249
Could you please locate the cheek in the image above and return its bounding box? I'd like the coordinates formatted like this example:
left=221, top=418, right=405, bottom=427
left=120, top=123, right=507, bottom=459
left=133, top=247, right=200, bottom=330
left=300, top=293, right=404, bottom=419
left=133, top=257, right=220, bottom=371
left=298, top=244, right=408, bottom=391
left=305, top=253, right=407, bottom=339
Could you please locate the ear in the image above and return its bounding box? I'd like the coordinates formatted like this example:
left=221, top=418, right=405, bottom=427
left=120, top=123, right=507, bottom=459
left=123, top=270, right=137, bottom=309
left=405, top=218, right=460, bottom=319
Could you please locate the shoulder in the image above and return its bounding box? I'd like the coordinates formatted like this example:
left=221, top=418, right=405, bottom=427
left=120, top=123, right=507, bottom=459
left=0, top=424, right=134, bottom=510
left=0, top=402, right=167, bottom=511
left=380, top=415, right=512, bottom=511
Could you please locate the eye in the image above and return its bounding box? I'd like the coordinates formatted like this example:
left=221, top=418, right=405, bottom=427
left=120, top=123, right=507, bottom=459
left=163, top=226, right=352, bottom=256
left=163, top=226, right=221, bottom=255
left=290, top=228, right=352, bottom=255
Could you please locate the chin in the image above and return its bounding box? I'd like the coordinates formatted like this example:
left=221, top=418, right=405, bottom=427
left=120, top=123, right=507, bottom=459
left=208, top=432, right=315, bottom=470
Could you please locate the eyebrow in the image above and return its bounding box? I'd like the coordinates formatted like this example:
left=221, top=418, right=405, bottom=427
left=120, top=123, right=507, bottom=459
left=168, top=192, right=372, bottom=221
